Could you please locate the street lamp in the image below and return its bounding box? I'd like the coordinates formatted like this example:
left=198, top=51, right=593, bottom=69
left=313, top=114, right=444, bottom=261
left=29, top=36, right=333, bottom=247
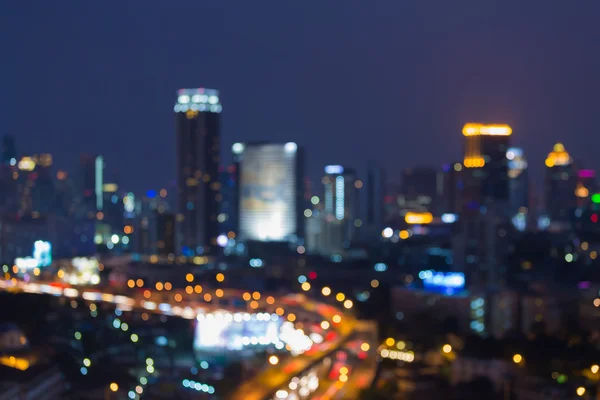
left=442, top=344, right=452, bottom=354
left=512, top=354, right=523, bottom=364
left=576, top=386, right=586, bottom=397
left=592, top=365, right=599, bottom=374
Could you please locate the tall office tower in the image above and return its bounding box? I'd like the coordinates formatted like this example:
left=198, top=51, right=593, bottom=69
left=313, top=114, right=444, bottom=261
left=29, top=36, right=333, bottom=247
left=399, top=166, right=441, bottom=214
left=80, top=154, right=103, bottom=218
left=1, top=135, right=16, bottom=166
left=441, top=162, right=465, bottom=214
left=322, top=165, right=361, bottom=250
left=576, top=168, right=597, bottom=208
left=30, top=154, right=55, bottom=215
left=506, top=147, right=529, bottom=211
left=458, top=123, right=513, bottom=290
left=544, top=143, right=577, bottom=224
left=506, top=148, right=529, bottom=231
left=233, top=142, right=304, bottom=243
left=366, top=161, right=386, bottom=230
left=218, top=165, right=237, bottom=235
left=175, top=88, right=222, bottom=255
left=463, top=123, right=511, bottom=202
left=156, top=211, right=176, bottom=256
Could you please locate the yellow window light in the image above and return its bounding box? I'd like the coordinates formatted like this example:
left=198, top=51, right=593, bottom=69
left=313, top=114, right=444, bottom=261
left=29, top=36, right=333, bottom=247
left=462, top=123, right=512, bottom=136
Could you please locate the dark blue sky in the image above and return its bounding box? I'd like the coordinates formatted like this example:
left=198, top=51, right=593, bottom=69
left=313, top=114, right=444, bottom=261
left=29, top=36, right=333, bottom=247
left=2, top=1, right=600, bottom=194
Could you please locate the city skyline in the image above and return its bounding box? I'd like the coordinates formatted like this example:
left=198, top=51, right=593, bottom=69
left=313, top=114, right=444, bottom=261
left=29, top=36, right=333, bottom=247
left=4, top=1, right=600, bottom=193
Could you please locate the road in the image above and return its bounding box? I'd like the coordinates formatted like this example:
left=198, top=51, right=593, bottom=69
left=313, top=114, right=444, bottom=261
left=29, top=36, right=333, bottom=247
left=0, top=277, right=373, bottom=400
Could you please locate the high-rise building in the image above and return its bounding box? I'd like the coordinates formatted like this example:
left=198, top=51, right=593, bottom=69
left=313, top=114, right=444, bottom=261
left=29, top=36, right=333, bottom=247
left=506, top=147, right=529, bottom=212
left=80, top=154, right=103, bottom=218
left=463, top=123, right=512, bottom=203
left=399, top=166, right=441, bottom=214
left=233, top=142, right=304, bottom=243
left=366, top=161, right=386, bottom=230
left=1, top=135, right=16, bottom=166
left=175, top=88, right=222, bottom=255
left=544, top=143, right=577, bottom=224
left=218, top=165, right=237, bottom=235
left=156, top=211, right=176, bottom=256
left=322, top=165, right=361, bottom=249
left=576, top=168, right=597, bottom=209
left=458, top=123, right=513, bottom=290
left=441, top=162, right=465, bottom=215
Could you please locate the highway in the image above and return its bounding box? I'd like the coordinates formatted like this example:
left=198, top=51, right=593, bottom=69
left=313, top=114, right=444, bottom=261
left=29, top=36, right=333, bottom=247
left=0, top=277, right=376, bottom=400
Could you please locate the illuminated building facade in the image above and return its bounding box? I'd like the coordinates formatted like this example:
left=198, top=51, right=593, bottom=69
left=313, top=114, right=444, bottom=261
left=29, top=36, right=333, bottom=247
left=234, top=142, right=304, bottom=243
left=175, top=88, right=221, bottom=255
left=462, top=123, right=511, bottom=202
left=80, top=154, right=104, bottom=218
left=576, top=168, right=597, bottom=208
left=544, top=143, right=577, bottom=223
left=506, top=147, right=529, bottom=231
left=323, top=165, right=361, bottom=245
left=458, top=123, right=513, bottom=289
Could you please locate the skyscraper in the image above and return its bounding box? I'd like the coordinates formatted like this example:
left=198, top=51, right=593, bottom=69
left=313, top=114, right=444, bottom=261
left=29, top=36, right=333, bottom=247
left=463, top=123, right=512, bottom=203
left=80, top=154, right=103, bottom=218
left=506, top=147, right=529, bottom=213
left=458, top=123, right=513, bottom=290
left=175, top=88, right=222, bottom=255
left=399, top=166, right=441, bottom=214
left=544, top=143, right=577, bottom=224
left=322, top=165, right=361, bottom=245
left=234, top=142, right=304, bottom=243
left=1, top=135, right=16, bottom=166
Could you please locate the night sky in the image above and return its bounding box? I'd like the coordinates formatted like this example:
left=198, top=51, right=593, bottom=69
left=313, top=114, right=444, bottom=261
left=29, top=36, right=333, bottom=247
left=3, top=1, right=600, bottom=195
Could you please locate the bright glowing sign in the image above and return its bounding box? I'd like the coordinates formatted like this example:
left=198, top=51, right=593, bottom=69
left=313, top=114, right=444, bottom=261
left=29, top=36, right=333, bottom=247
left=419, top=270, right=465, bottom=294
left=462, top=123, right=512, bottom=137
left=579, top=169, right=596, bottom=179
left=33, top=240, right=52, bottom=267
left=103, top=183, right=118, bottom=193
left=405, top=212, right=433, bottom=225
left=325, top=165, right=344, bottom=175
left=592, top=193, right=600, bottom=204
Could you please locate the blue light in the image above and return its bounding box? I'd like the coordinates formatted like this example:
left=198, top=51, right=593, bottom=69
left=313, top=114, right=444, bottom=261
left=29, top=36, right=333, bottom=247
left=298, top=275, right=307, bottom=283
left=325, top=165, right=344, bottom=174
left=419, top=270, right=465, bottom=294
left=146, top=190, right=157, bottom=198
left=441, top=213, right=458, bottom=224
left=80, top=367, right=88, bottom=375
left=374, top=263, right=388, bottom=272
left=155, top=336, right=168, bottom=346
